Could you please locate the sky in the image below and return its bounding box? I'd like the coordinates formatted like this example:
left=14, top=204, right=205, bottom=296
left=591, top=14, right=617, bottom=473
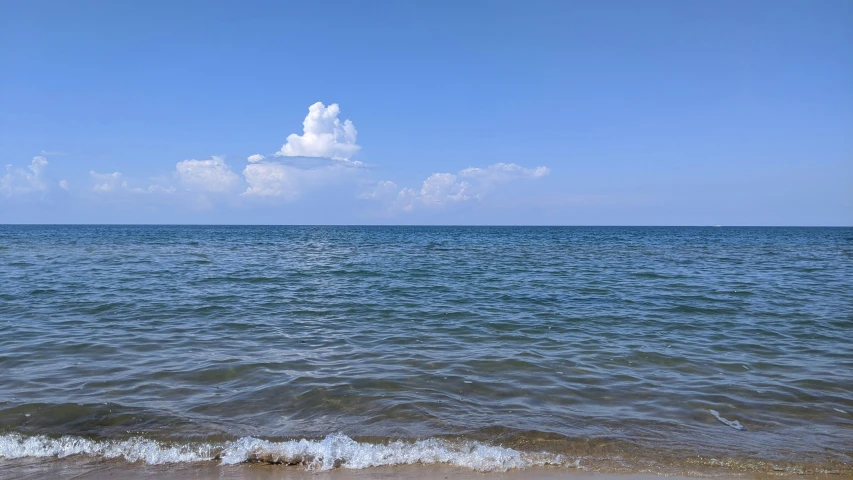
left=1, top=0, right=851, bottom=225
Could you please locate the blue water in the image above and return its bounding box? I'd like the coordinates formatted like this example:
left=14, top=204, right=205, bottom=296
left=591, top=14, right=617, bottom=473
left=1, top=226, right=851, bottom=474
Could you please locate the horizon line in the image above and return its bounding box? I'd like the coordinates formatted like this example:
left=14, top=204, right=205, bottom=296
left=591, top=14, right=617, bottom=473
left=1, top=224, right=851, bottom=228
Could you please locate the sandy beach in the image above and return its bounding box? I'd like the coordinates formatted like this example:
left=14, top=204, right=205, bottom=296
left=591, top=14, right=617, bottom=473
left=6, top=455, right=853, bottom=480
left=0, top=458, right=728, bottom=480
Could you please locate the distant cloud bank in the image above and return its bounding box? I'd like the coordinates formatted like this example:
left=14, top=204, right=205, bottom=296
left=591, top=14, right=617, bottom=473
left=2, top=102, right=549, bottom=216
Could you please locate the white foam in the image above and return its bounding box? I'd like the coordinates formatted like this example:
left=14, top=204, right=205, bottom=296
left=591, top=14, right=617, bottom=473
left=0, top=433, right=214, bottom=464
left=221, top=433, right=567, bottom=471
left=0, top=433, right=568, bottom=472
left=709, top=409, right=745, bottom=431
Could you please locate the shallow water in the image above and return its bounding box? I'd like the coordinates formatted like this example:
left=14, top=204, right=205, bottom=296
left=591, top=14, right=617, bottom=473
left=1, top=226, right=851, bottom=475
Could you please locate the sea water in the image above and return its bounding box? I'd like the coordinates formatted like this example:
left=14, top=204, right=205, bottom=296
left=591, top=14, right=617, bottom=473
left=1, top=226, right=851, bottom=475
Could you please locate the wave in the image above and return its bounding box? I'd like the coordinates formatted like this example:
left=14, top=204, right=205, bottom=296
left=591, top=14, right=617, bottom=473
left=3, top=432, right=852, bottom=476
left=0, top=433, right=570, bottom=472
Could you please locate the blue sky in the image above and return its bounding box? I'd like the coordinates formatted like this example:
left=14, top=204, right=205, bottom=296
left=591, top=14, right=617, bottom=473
left=1, top=0, right=851, bottom=225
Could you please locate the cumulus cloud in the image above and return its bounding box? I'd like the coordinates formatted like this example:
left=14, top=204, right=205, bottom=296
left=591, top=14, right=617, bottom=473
left=1, top=156, right=49, bottom=196
left=58, top=179, right=69, bottom=191
left=242, top=162, right=300, bottom=199
left=247, top=154, right=265, bottom=163
left=242, top=158, right=360, bottom=200
left=358, top=180, right=398, bottom=200
left=91, top=170, right=176, bottom=194
left=276, top=102, right=360, bottom=162
left=394, top=188, right=417, bottom=212
left=90, top=171, right=123, bottom=192
left=384, top=162, right=549, bottom=212
left=175, top=156, right=240, bottom=193
left=390, top=174, right=471, bottom=211
left=419, top=173, right=472, bottom=206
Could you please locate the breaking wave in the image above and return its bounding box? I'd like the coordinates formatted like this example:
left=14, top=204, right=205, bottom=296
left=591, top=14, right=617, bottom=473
left=0, top=433, right=570, bottom=472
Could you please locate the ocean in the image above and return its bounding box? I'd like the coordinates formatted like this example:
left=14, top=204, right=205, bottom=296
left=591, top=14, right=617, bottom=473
left=1, top=225, right=851, bottom=476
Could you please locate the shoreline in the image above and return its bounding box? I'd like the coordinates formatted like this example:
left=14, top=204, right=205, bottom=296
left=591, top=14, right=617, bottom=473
left=1, top=431, right=851, bottom=480
left=4, top=457, right=852, bottom=480
left=2, top=455, right=852, bottom=480
left=0, top=458, right=743, bottom=480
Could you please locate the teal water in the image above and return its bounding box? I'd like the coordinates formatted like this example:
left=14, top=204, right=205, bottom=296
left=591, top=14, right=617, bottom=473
left=1, top=226, right=851, bottom=474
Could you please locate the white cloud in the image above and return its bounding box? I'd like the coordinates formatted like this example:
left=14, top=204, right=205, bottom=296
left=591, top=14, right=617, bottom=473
left=394, top=188, right=417, bottom=212
left=419, top=173, right=472, bottom=206
left=239, top=102, right=364, bottom=199
left=58, top=179, right=69, bottom=190
left=40, top=150, right=67, bottom=156
left=385, top=162, right=549, bottom=212
left=90, top=171, right=123, bottom=192
left=31, top=156, right=48, bottom=176
left=175, top=156, right=240, bottom=193
left=276, top=102, right=360, bottom=162
left=147, top=184, right=176, bottom=194
left=1, top=156, right=49, bottom=196
left=242, top=162, right=300, bottom=199
left=389, top=173, right=472, bottom=211
left=242, top=158, right=360, bottom=200
left=121, top=182, right=176, bottom=194
left=359, top=180, right=398, bottom=200
left=91, top=171, right=175, bottom=194
left=121, top=181, right=142, bottom=193
left=458, top=163, right=550, bottom=182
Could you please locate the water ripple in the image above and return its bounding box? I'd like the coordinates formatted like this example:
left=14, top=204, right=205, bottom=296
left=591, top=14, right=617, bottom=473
left=1, top=226, right=852, bottom=473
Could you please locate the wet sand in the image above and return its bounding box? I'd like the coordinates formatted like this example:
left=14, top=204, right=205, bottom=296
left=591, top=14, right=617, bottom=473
left=6, top=456, right=852, bottom=480
left=0, top=458, right=715, bottom=480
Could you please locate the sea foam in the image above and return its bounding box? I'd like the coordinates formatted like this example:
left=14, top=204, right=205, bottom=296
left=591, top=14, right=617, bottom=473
left=0, top=433, right=569, bottom=471
left=710, top=409, right=745, bottom=431
left=0, top=433, right=213, bottom=464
